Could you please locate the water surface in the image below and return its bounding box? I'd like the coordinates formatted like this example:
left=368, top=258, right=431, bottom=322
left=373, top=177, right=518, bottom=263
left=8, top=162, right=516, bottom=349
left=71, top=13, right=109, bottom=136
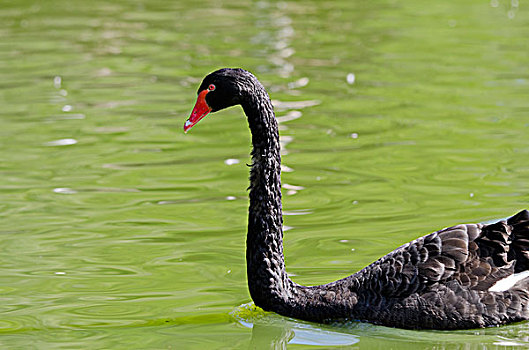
left=1, top=0, right=529, bottom=348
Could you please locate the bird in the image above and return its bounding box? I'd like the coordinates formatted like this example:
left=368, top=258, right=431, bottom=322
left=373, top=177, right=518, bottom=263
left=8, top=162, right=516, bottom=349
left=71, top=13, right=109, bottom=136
left=183, top=67, right=529, bottom=330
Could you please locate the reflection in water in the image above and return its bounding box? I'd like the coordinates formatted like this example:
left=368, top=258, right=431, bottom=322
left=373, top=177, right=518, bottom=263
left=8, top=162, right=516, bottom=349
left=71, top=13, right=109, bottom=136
left=44, top=138, right=78, bottom=146
left=276, top=110, right=302, bottom=124
left=272, top=100, right=321, bottom=110
left=249, top=323, right=294, bottom=350
left=251, top=1, right=295, bottom=78
left=234, top=304, right=529, bottom=349
left=234, top=303, right=358, bottom=348
left=247, top=322, right=361, bottom=349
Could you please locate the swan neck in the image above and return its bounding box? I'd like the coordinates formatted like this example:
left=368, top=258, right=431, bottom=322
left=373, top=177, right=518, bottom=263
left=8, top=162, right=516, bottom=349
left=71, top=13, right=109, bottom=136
left=242, top=81, right=295, bottom=310
left=241, top=74, right=358, bottom=319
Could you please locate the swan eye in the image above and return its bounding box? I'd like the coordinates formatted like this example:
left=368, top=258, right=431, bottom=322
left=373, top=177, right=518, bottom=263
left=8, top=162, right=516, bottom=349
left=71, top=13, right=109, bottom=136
left=208, top=84, right=216, bottom=91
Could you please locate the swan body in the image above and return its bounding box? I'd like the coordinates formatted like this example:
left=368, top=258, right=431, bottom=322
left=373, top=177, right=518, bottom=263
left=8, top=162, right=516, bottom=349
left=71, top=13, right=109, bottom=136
left=184, top=68, right=529, bottom=329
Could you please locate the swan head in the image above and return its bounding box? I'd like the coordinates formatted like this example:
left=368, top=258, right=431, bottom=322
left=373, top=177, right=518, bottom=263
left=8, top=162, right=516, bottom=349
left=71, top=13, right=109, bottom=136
left=184, top=68, right=250, bottom=132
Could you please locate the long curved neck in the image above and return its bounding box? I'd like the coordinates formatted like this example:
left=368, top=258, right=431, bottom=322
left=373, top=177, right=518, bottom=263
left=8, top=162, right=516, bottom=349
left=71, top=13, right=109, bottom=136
left=242, top=78, right=294, bottom=312
left=241, top=74, right=357, bottom=320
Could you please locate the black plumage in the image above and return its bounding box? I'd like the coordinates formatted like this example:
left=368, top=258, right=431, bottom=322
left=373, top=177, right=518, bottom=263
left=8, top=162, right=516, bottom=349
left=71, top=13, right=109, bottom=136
left=184, top=68, right=529, bottom=330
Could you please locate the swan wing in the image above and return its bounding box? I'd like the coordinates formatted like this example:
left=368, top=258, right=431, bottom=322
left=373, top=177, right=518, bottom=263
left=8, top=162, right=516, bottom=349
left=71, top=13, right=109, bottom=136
left=353, top=210, right=529, bottom=298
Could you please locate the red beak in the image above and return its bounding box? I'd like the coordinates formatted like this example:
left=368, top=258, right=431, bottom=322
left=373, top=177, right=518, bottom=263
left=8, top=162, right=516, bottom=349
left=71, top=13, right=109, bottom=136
left=184, top=90, right=212, bottom=133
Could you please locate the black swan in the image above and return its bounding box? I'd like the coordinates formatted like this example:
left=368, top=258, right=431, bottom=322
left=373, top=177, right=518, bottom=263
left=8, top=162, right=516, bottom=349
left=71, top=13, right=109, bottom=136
left=183, top=68, right=529, bottom=330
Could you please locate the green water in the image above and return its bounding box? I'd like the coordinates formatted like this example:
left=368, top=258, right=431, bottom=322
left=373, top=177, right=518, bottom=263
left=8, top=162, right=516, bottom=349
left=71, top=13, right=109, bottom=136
left=1, top=0, right=529, bottom=348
